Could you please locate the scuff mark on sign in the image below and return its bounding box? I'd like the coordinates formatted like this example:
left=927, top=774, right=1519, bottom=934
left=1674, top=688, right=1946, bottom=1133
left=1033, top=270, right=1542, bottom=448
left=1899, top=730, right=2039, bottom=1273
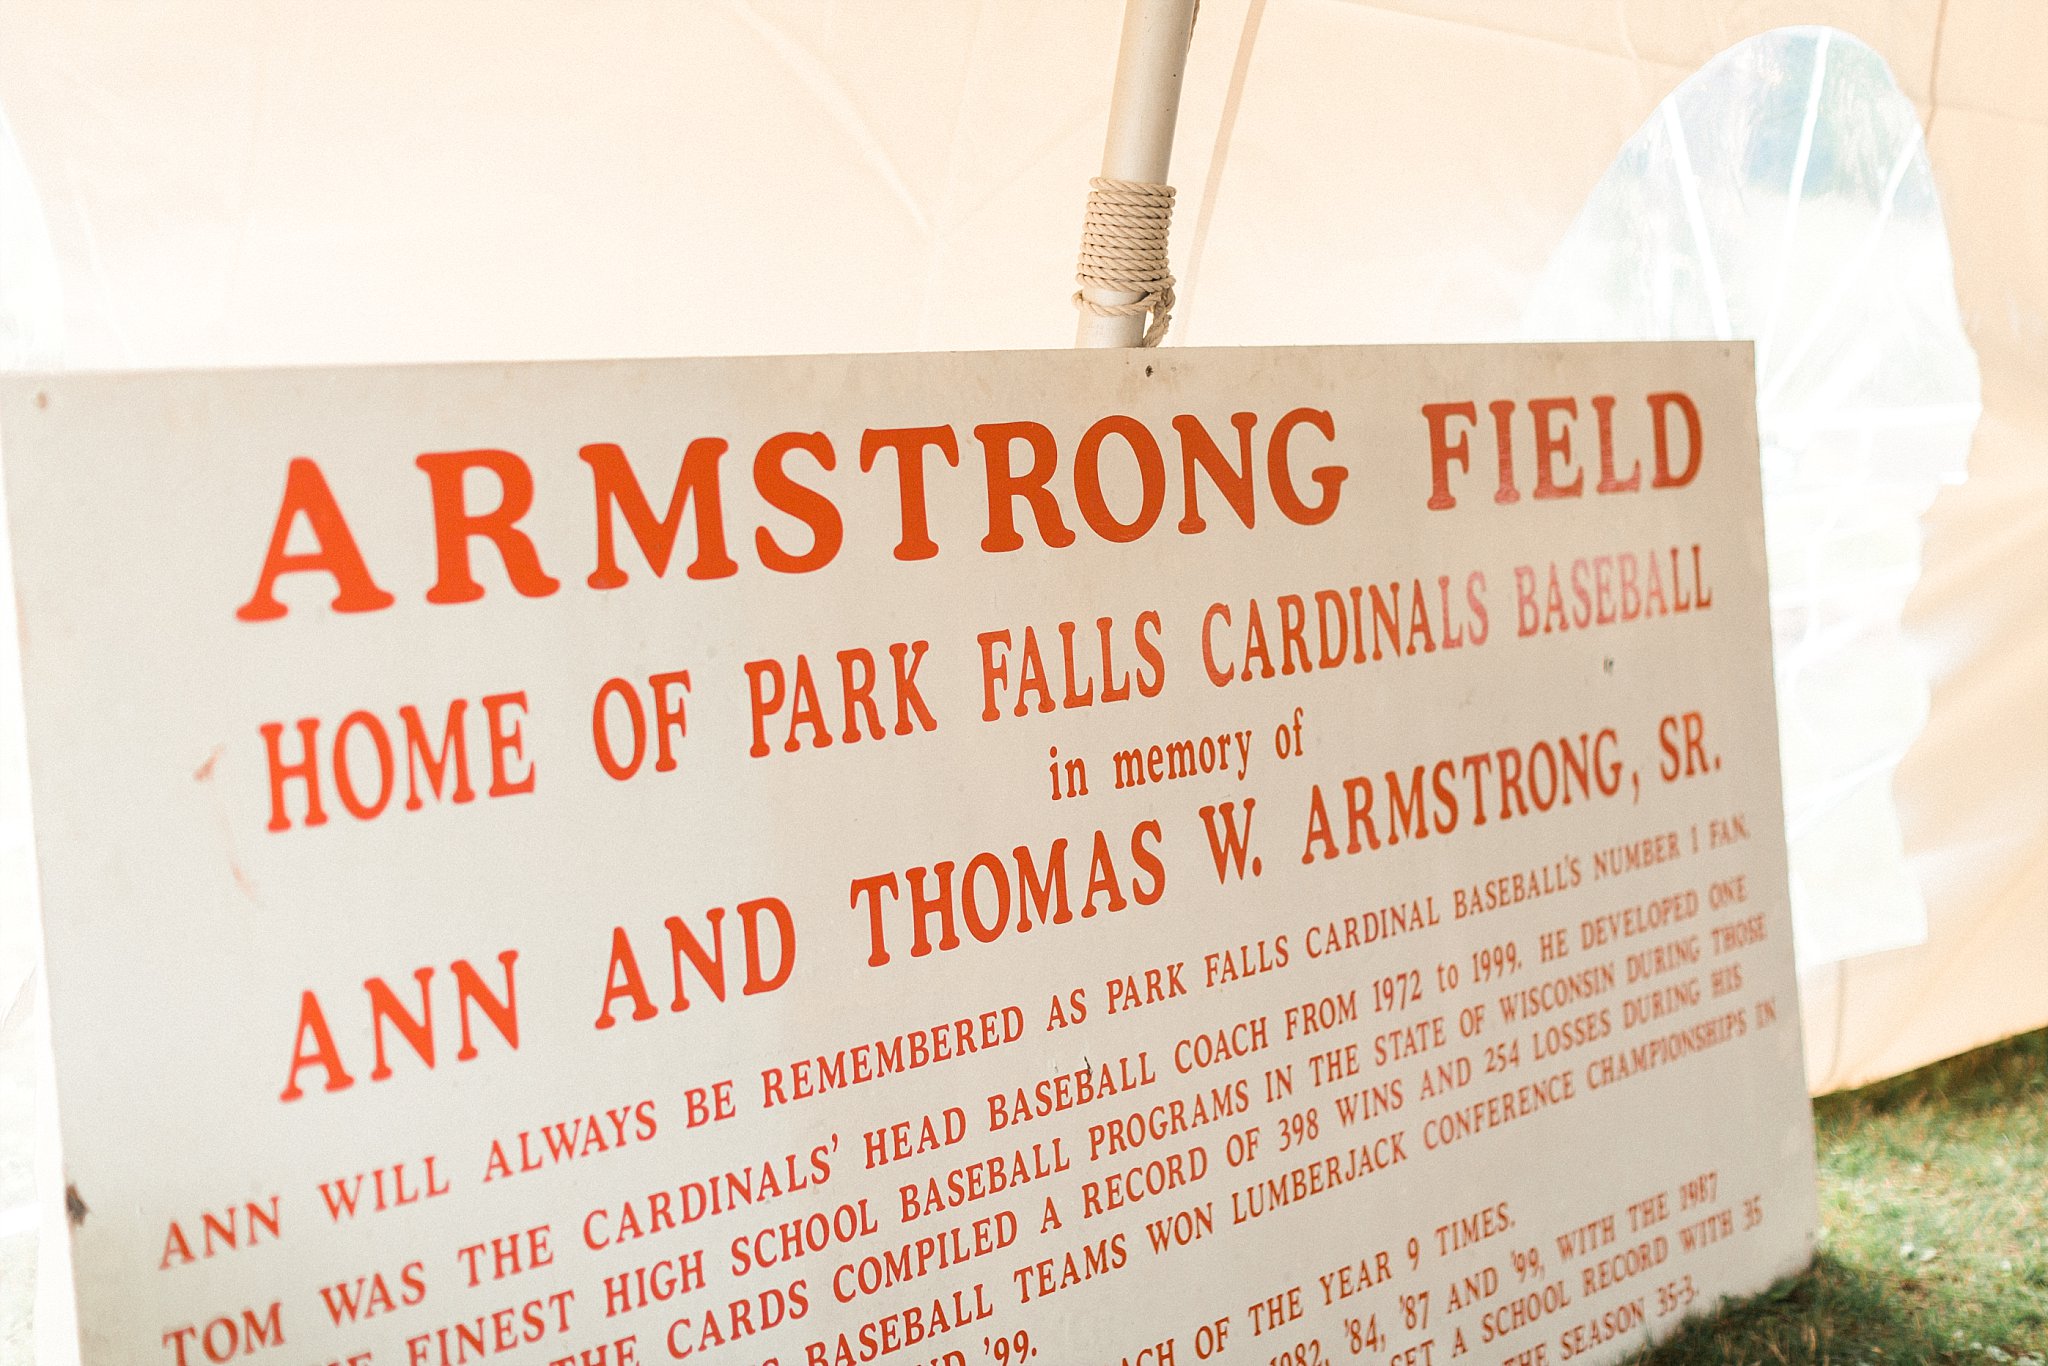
left=194, top=743, right=262, bottom=905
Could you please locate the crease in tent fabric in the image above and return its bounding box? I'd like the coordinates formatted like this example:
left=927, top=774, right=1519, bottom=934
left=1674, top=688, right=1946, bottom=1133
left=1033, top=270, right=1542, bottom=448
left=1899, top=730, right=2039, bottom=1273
left=1816, top=957, right=1851, bottom=1091
left=944, top=102, right=1107, bottom=236
left=1660, top=100, right=1732, bottom=340
left=1758, top=29, right=1832, bottom=378
left=912, top=0, right=993, bottom=348
left=62, top=162, right=135, bottom=364
left=1915, top=97, right=2048, bottom=129
left=1612, top=0, right=1643, bottom=67
left=1074, top=176, right=1177, bottom=346
left=1179, top=0, right=1267, bottom=341
left=1912, top=485, right=2048, bottom=612
left=709, top=0, right=933, bottom=235
left=1843, top=833, right=2048, bottom=1086
left=218, top=0, right=287, bottom=346
left=1923, top=0, right=1952, bottom=144
left=1321, top=0, right=1682, bottom=73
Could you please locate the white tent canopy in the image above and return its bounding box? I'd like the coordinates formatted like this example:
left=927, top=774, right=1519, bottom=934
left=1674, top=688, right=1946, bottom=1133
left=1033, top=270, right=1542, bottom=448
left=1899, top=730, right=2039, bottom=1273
left=2, top=0, right=2044, bottom=1352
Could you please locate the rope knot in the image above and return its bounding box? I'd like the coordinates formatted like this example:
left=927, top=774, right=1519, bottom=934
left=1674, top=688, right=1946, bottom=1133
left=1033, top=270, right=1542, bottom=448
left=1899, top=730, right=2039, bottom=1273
left=1073, top=176, right=1176, bottom=347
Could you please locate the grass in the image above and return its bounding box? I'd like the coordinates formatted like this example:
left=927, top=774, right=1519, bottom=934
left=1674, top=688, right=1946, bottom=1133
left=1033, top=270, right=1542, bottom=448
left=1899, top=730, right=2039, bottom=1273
left=1633, top=1026, right=2048, bottom=1364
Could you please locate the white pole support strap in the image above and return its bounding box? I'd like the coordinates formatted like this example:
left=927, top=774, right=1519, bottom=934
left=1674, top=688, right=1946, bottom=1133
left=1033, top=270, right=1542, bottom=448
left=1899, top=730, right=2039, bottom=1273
left=1074, top=0, right=1199, bottom=349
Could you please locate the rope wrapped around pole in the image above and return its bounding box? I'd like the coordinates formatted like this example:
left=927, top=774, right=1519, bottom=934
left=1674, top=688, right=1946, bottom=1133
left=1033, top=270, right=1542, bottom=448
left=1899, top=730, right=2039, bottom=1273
left=1073, top=176, right=1177, bottom=347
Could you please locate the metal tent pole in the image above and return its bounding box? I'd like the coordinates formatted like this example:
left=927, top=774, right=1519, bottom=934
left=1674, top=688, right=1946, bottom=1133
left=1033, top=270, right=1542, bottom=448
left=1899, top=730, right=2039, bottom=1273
left=1075, top=0, right=1199, bottom=348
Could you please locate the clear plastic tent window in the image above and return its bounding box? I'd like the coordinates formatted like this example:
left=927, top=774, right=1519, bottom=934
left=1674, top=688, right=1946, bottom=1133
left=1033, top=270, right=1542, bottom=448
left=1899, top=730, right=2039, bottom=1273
left=1522, top=27, right=1982, bottom=971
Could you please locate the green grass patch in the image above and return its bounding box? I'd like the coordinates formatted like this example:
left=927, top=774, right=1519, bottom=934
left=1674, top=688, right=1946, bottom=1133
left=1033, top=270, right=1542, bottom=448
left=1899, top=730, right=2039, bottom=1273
left=1633, top=1026, right=2048, bottom=1363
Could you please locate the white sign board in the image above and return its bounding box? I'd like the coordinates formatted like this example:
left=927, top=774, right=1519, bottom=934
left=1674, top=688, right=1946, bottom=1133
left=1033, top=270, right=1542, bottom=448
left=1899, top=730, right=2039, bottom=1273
left=6, top=343, right=1815, bottom=1366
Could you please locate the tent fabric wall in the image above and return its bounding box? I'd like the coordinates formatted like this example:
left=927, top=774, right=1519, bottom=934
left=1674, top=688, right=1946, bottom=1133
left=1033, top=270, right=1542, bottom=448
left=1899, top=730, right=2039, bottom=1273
left=1, top=0, right=2044, bottom=1355
left=1158, top=0, right=2048, bottom=1094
